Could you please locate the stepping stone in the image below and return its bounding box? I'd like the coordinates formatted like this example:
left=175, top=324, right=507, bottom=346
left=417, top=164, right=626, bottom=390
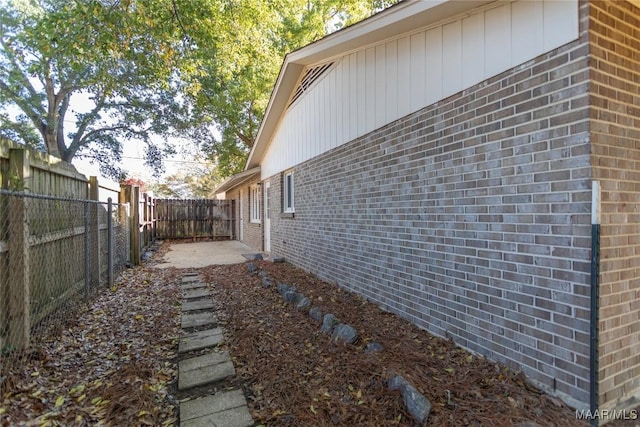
left=179, top=328, right=224, bottom=354
left=182, top=312, right=217, bottom=329
left=180, top=389, right=253, bottom=427
left=182, top=299, right=215, bottom=312
left=179, top=351, right=235, bottom=390
left=182, top=282, right=207, bottom=291
left=182, top=276, right=200, bottom=283
left=184, top=289, right=210, bottom=300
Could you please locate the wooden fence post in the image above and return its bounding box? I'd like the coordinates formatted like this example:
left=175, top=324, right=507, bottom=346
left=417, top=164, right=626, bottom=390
left=130, top=186, right=141, bottom=265
left=118, top=185, right=131, bottom=265
left=88, top=177, right=101, bottom=290
left=7, top=148, right=30, bottom=350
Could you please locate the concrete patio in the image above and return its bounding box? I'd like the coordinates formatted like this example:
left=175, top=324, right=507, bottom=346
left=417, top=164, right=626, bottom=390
left=154, top=240, right=256, bottom=268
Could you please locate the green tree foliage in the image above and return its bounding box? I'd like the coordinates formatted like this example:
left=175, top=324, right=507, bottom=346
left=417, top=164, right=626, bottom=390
left=0, top=0, right=397, bottom=179
left=149, top=158, right=222, bottom=199
left=0, top=0, right=198, bottom=178
left=185, top=0, right=398, bottom=177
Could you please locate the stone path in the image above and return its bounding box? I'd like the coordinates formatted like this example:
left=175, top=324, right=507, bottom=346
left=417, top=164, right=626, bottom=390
left=178, top=273, right=254, bottom=427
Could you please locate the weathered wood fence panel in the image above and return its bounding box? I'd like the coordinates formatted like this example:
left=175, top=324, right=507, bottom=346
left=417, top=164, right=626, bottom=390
left=155, top=199, right=235, bottom=240
left=0, top=140, right=130, bottom=354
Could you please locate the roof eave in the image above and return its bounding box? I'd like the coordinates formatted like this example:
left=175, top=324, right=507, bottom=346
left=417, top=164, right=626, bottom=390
left=214, top=166, right=261, bottom=195
left=246, top=0, right=496, bottom=170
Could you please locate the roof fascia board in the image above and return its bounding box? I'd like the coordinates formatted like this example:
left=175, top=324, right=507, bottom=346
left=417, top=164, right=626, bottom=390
left=214, top=166, right=261, bottom=194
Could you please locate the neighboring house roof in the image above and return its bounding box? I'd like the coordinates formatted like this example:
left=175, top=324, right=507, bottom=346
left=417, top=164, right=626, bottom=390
left=245, top=0, right=495, bottom=171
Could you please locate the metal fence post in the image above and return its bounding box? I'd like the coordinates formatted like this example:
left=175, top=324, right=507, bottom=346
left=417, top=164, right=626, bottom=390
left=107, top=198, right=113, bottom=288
left=88, top=177, right=100, bottom=289
left=84, top=201, right=90, bottom=299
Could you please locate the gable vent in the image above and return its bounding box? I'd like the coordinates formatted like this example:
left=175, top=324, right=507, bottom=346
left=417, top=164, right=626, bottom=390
left=288, top=62, right=334, bottom=108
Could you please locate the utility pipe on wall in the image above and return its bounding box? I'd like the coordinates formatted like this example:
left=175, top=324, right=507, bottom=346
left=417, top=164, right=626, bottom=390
left=590, top=180, right=601, bottom=425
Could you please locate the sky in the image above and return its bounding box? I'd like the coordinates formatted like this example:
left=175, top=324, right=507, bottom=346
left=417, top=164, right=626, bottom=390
left=62, top=91, right=211, bottom=184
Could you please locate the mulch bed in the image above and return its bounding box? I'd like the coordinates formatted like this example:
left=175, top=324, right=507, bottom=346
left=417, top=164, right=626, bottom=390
left=201, top=260, right=588, bottom=427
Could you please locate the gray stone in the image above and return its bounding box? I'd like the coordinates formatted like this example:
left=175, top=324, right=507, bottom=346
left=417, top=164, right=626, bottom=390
left=246, top=262, right=258, bottom=274
left=178, top=351, right=235, bottom=390
left=277, top=283, right=294, bottom=295
left=267, top=256, right=284, bottom=263
left=364, top=342, right=384, bottom=353
left=388, top=375, right=431, bottom=424
left=321, top=313, right=339, bottom=334
left=179, top=328, right=224, bottom=353
left=331, top=323, right=358, bottom=344
left=388, top=375, right=408, bottom=391
left=184, top=289, right=210, bottom=300
left=182, top=299, right=215, bottom=312
left=296, top=297, right=311, bottom=311
left=182, top=311, right=217, bottom=329
left=261, top=277, right=273, bottom=288
left=284, top=290, right=303, bottom=304
left=242, top=253, right=263, bottom=261
left=308, top=306, right=323, bottom=322
left=142, top=251, right=153, bottom=261
left=402, top=383, right=431, bottom=423
left=180, top=389, right=253, bottom=427
left=258, top=271, right=268, bottom=279
left=182, top=282, right=208, bottom=291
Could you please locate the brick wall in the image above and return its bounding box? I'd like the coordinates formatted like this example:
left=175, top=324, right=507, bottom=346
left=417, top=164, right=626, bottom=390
left=589, top=0, right=640, bottom=412
left=266, top=1, right=594, bottom=408
left=226, top=177, right=263, bottom=252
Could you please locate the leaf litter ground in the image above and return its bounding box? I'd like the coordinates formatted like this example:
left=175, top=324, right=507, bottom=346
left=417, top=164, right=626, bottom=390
left=1, top=244, right=182, bottom=426
left=1, top=242, right=634, bottom=426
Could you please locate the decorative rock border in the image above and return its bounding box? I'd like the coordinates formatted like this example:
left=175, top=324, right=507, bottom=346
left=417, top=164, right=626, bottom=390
left=388, top=375, right=432, bottom=424
left=246, top=261, right=432, bottom=424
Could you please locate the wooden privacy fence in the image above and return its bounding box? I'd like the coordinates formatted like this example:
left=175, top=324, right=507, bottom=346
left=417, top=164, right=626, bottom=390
left=0, top=138, right=236, bottom=356
left=155, top=199, right=235, bottom=240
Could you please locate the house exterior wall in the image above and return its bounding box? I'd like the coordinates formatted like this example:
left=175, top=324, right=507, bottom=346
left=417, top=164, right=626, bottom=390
left=261, top=0, right=579, bottom=180
left=589, top=0, right=640, bottom=412
left=265, top=2, right=593, bottom=408
left=225, top=178, right=263, bottom=252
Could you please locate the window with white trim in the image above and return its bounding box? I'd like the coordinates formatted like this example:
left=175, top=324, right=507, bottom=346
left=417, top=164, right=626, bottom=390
left=283, top=171, right=294, bottom=213
left=250, top=184, right=261, bottom=223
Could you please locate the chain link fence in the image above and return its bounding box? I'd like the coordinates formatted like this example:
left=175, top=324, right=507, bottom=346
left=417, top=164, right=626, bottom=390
left=0, top=190, right=130, bottom=396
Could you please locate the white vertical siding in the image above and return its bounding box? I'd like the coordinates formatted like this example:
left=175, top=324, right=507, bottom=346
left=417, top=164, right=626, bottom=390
left=442, top=20, right=462, bottom=97
left=410, top=31, right=427, bottom=112
left=336, top=60, right=345, bottom=145
left=397, top=36, right=411, bottom=118
left=511, top=1, right=544, bottom=65
left=543, top=0, right=579, bottom=52
left=462, top=13, right=485, bottom=89
left=485, top=4, right=511, bottom=76
left=385, top=40, right=398, bottom=122
left=425, top=26, right=443, bottom=107
left=261, top=0, right=579, bottom=179
left=375, top=44, right=387, bottom=128
left=365, top=47, right=376, bottom=132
